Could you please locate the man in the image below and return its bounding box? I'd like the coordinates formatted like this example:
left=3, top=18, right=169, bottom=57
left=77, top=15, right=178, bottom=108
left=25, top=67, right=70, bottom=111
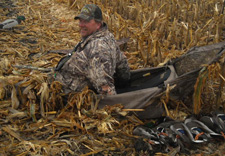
left=54, top=4, right=130, bottom=95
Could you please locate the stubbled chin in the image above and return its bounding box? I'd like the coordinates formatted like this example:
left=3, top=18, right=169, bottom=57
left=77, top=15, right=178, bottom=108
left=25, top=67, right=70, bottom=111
left=80, top=30, right=87, bottom=36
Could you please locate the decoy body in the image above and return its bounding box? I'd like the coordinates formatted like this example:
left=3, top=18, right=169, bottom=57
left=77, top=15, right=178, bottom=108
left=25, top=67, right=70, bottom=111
left=154, top=121, right=179, bottom=148
left=0, top=16, right=25, bottom=29
left=154, top=121, right=178, bottom=139
left=217, top=113, right=225, bottom=123
left=200, top=115, right=225, bottom=137
left=170, top=122, right=203, bottom=143
left=133, top=125, right=172, bottom=154
left=169, top=122, right=195, bottom=154
left=133, top=126, right=161, bottom=144
left=212, top=110, right=225, bottom=124
left=184, top=117, right=212, bottom=142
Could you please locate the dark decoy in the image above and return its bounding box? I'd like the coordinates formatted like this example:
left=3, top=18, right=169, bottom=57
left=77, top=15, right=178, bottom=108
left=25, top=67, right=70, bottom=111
left=199, top=115, right=225, bottom=138
left=212, top=110, right=225, bottom=124
left=184, top=117, right=211, bottom=142
left=133, top=126, right=166, bottom=154
left=170, top=122, right=204, bottom=143
left=211, top=111, right=225, bottom=137
left=154, top=122, right=180, bottom=153
left=133, top=126, right=161, bottom=145
left=154, top=120, right=179, bottom=145
left=169, top=122, right=194, bottom=154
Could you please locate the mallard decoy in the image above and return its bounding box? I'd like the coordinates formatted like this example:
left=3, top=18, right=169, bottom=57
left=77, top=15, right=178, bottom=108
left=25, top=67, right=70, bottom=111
left=199, top=115, right=225, bottom=137
left=154, top=120, right=179, bottom=145
left=154, top=122, right=179, bottom=153
left=133, top=126, right=168, bottom=154
left=170, top=122, right=204, bottom=143
left=184, top=117, right=211, bottom=142
left=217, top=113, right=225, bottom=123
left=133, top=126, right=161, bottom=144
left=133, top=126, right=170, bottom=153
left=0, top=16, right=25, bottom=29
left=210, top=111, right=225, bottom=137
left=212, top=110, right=225, bottom=123
left=169, top=122, right=193, bottom=154
left=185, top=117, right=220, bottom=136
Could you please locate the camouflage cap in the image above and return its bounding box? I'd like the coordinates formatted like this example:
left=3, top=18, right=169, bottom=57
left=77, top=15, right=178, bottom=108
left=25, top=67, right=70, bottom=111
left=74, top=4, right=103, bottom=22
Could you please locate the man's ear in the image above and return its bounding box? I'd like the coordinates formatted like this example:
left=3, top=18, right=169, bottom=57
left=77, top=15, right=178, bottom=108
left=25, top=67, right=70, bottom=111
left=97, top=22, right=101, bottom=29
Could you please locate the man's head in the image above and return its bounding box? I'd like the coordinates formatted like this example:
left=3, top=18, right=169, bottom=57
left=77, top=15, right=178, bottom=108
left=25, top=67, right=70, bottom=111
left=75, top=4, right=102, bottom=22
left=75, top=4, right=103, bottom=38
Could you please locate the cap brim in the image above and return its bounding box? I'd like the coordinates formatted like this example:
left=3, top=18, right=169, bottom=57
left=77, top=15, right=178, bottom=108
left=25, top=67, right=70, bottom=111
left=74, top=14, right=92, bottom=21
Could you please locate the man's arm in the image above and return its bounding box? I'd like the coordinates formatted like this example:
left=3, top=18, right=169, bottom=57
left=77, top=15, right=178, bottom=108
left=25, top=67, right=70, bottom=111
left=84, top=40, right=117, bottom=95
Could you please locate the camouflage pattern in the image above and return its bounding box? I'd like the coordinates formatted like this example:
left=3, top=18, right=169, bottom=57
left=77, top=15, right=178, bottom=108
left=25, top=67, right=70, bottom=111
left=74, top=4, right=103, bottom=22
left=55, top=23, right=130, bottom=95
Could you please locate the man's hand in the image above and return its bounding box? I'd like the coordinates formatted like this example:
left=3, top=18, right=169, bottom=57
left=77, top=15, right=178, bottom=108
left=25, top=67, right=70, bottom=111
left=101, top=85, right=116, bottom=95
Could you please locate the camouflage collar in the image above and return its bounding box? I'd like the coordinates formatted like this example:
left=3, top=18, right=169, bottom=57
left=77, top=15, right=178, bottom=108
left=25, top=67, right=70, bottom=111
left=80, top=22, right=108, bottom=49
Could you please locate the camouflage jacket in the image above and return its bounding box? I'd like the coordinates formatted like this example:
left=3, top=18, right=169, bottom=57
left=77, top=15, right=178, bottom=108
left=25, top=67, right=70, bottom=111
left=55, top=23, right=130, bottom=95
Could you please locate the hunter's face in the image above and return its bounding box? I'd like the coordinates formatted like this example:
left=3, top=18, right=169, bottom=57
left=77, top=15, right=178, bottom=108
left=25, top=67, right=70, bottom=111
left=78, top=19, right=101, bottom=38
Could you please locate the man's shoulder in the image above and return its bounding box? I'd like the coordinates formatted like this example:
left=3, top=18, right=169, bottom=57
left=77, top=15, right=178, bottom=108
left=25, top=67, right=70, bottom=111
left=88, top=30, right=115, bottom=45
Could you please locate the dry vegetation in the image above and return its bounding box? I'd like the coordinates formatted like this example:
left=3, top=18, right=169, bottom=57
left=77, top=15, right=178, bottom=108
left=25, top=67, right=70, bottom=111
left=0, top=0, right=225, bottom=155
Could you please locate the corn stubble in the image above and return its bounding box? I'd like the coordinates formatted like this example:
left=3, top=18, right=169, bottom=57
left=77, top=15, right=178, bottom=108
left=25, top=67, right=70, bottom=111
left=0, top=0, right=225, bottom=155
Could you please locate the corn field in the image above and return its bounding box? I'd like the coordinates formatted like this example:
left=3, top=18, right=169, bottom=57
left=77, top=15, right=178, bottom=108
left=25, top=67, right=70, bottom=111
left=66, top=0, right=225, bottom=67
left=0, top=0, right=225, bottom=155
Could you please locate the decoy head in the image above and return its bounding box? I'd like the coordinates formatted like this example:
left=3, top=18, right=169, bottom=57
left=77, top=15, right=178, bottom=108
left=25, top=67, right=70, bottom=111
left=17, top=16, right=26, bottom=23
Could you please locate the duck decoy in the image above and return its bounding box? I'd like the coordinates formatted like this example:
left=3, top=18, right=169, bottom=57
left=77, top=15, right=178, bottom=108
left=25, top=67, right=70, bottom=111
left=200, top=115, right=223, bottom=132
left=145, top=119, right=180, bottom=153
left=212, top=110, right=225, bottom=124
left=155, top=125, right=179, bottom=153
left=169, top=122, right=193, bottom=154
left=0, top=16, right=25, bottom=29
left=210, top=111, right=225, bottom=137
left=133, top=126, right=161, bottom=145
left=184, top=117, right=211, bottom=142
left=199, top=115, right=225, bottom=138
left=154, top=120, right=179, bottom=145
left=217, top=113, right=225, bottom=123
left=218, top=113, right=225, bottom=122
left=133, top=126, right=166, bottom=154
left=186, top=117, right=220, bottom=136
left=170, top=122, right=204, bottom=144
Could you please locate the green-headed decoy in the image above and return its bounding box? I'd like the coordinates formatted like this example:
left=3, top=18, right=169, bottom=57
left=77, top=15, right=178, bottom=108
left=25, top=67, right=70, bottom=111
left=0, top=16, right=25, bottom=29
